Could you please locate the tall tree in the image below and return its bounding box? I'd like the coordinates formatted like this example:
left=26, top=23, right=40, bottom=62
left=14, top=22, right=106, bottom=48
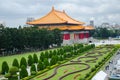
left=52, top=29, right=62, bottom=46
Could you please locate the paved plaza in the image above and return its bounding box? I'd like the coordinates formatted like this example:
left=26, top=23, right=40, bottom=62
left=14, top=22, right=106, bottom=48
left=104, top=50, right=120, bottom=76
left=91, top=39, right=120, bottom=46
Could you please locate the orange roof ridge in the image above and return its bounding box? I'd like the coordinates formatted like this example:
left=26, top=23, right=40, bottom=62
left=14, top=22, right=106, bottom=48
left=53, top=10, right=67, bottom=22
left=54, top=9, right=85, bottom=25
left=27, top=7, right=85, bottom=25
left=63, top=12, right=85, bottom=24
left=27, top=8, right=66, bottom=25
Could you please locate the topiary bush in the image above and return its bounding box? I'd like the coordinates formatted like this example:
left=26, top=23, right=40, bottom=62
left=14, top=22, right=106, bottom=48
left=28, top=55, right=33, bottom=66
left=20, top=65, right=28, bottom=79
left=31, top=64, right=36, bottom=72
left=12, top=58, right=19, bottom=68
left=37, top=60, right=44, bottom=71
left=20, top=57, right=27, bottom=68
left=4, top=66, right=18, bottom=80
left=33, top=53, right=38, bottom=63
left=1, top=61, right=9, bottom=74
left=43, top=58, right=49, bottom=68
left=9, top=66, right=19, bottom=75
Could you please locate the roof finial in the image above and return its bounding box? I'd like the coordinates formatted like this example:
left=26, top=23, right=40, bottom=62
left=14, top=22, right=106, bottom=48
left=52, top=6, right=54, bottom=11
left=63, top=10, right=65, bottom=13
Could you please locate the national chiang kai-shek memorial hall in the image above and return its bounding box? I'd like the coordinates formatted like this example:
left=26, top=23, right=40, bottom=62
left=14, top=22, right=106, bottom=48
left=27, top=7, right=94, bottom=45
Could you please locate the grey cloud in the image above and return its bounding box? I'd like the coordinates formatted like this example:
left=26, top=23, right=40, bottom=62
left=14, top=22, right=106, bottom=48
left=0, top=0, right=120, bottom=27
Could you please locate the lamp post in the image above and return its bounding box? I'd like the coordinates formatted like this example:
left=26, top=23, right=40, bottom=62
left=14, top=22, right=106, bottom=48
left=17, top=72, right=20, bottom=80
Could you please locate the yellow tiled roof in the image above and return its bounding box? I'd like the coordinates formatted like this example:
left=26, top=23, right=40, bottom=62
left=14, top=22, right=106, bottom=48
left=84, top=26, right=95, bottom=30
left=27, top=7, right=84, bottom=25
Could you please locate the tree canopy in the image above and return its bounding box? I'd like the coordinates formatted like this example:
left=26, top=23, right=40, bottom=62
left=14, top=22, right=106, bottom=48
left=0, top=26, right=62, bottom=55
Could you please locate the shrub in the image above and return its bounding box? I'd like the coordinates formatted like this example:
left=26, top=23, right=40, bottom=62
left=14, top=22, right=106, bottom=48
left=47, top=66, right=51, bottom=69
left=4, top=73, right=11, bottom=78
left=49, top=51, right=53, bottom=58
left=4, top=66, right=18, bottom=80
left=12, top=59, right=19, bottom=68
left=98, top=61, right=102, bottom=65
left=91, top=68, right=95, bottom=72
left=95, top=64, right=98, bottom=68
left=28, top=55, right=33, bottom=66
left=79, top=78, right=85, bottom=80
left=85, top=73, right=90, bottom=78
left=33, top=53, right=38, bottom=63
left=59, top=55, right=63, bottom=61
left=45, top=51, right=49, bottom=58
left=37, top=60, right=44, bottom=71
left=1, top=61, right=9, bottom=74
left=43, top=58, right=49, bottom=68
left=20, top=57, right=27, bottom=68
left=9, top=66, right=19, bottom=75
left=31, top=64, right=36, bottom=72
left=31, top=71, right=36, bottom=75
left=50, top=64, right=59, bottom=69
left=57, top=61, right=61, bottom=64
left=50, top=56, right=56, bottom=66
left=40, top=52, right=45, bottom=61
left=20, top=65, right=28, bottom=79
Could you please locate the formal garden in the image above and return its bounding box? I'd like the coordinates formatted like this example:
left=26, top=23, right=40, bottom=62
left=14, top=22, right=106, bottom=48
left=0, top=44, right=95, bottom=80
left=0, top=43, right=119, bottom=80
left=32, top=45, right=119, bottom=80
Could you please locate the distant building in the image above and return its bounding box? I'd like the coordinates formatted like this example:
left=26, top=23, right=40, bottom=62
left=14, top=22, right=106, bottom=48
left=25, top=17, right=35, bottom=27
left=26, top=17, right=34, bottom=22
left=27, top=7, right=94, bottom=45
left=101, top=23, right=110, bottom=28
left=99, top=23, right=120, bottom=30
left=100, top=22, right=114, bottom=30
left=90, top=20, right=94, bottom=27
left=113, top=23, right=120, bottom=29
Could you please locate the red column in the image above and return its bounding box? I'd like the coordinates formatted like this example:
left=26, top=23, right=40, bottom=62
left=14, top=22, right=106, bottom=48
left=63, top=34, right=70, bottom=40
left=87, top=33, right=89, bottom=38
left=85, top=33, right=89, bottom=38
left=79, top=33, right=84, bottom=39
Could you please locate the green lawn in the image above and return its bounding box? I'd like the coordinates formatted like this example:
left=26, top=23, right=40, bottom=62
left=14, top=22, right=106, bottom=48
left=0, top=48, right=57, bottom=71
left=33, top=46, right=112, bottom=80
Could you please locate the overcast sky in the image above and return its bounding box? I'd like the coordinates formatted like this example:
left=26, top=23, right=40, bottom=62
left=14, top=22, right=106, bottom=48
left=0, top=0, right=120, bottom=27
